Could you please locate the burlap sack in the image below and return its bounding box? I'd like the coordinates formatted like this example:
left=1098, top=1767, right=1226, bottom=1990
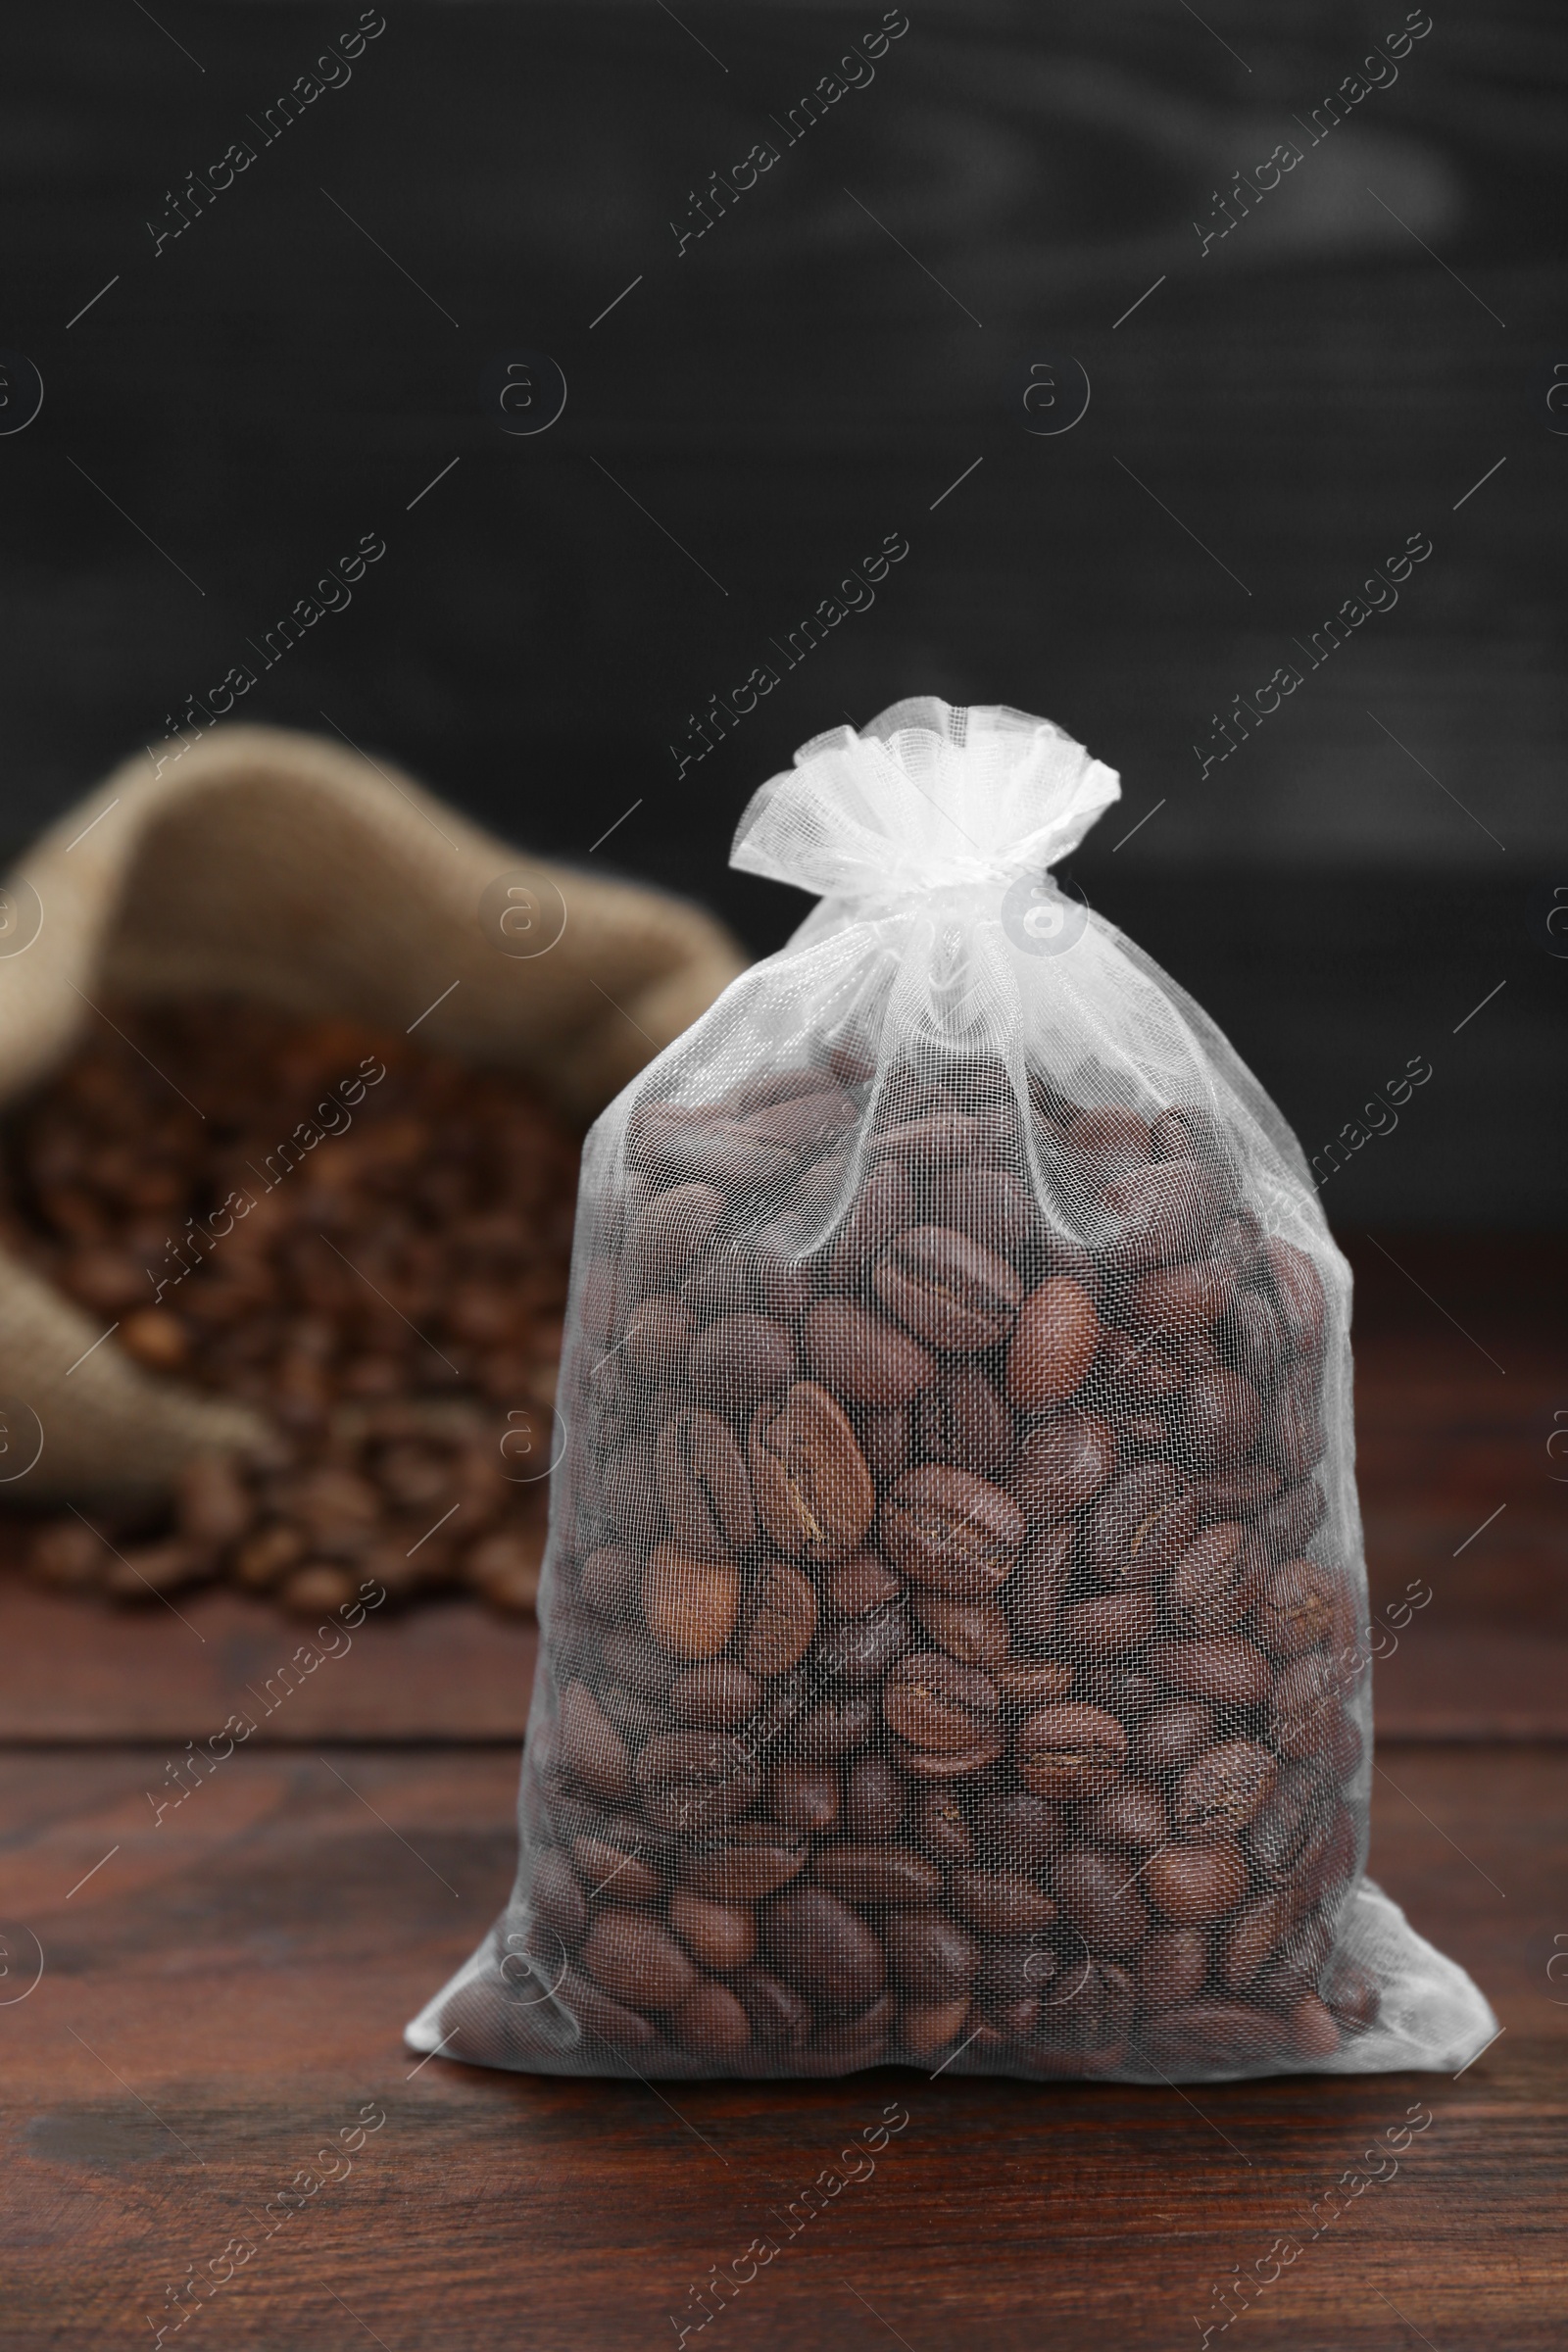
left=0, top=724, right=745, bottom=1505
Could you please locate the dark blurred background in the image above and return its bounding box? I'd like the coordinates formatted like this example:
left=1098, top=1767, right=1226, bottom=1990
left=2, top=0, right=1562, bottom=1220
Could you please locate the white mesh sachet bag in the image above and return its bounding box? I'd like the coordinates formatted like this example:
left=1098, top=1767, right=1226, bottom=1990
left=409, top=698, right=1495, bottom=2082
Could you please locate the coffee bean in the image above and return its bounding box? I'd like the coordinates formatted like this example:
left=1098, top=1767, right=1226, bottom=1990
left=555, top=1963, right=659, bottom=2051
left=578, top=1544, right=638, bottom=1620
left=800, top=1990, right=896, bottom=2071
left=1179, top=1365, right=1263, bottom=1460
left=630, top=1102, right=795, bottom=1196
left=668, top=1661, right=760, bottom=1730
left=1288, top=1991, right=1342, bottom=2059
left=770, top=1763, right=840, bottom=1834
left=119, top=1309, right=192, bottom=1373
left=1006, top=1278, right=1100, bottom=1411
left=881, top=1909, right=978, bottom=1996
left=910, top=1592, right=1011, bottom=1666
left=841, top=1755, right=906, bottom=1838
left=581, top=1909, right=696, bottom=2011
left=1245, top=1761, right=1334, bottom=1888
left=635, top=1731, right=757, bottom=1832
left=749, top=1382, right=875, bottom=1561
left=1258, top=1475, right=1327, bottom=1556
left=716, top=1216, right=819, bottom=1325
left=1325, top=1957, right=1380, bottom=2034
left=1128, top=1259, right=1237, bottom=1332
left=1141, top=1998, right=1288, bottom=2068
left=1271, top=1360, right=1327, bottom=1478
left=739, top=1087, right=858, bottom=1155
left=1063, top=1106, right=1152, bottom=1178
left=977, top=1938, right=1053, bottom=2012
left=856, top=1403, right=908, bottom=1482
left=572, top=1826, right=665, bottom=1905
left=636, top=1183, right=728, bottom=1288
left=1081, top=1781, right=1168, bottom=1850
left=1165, top=1522, right=1257, bottom=1635
left=893, top=1733, right=1004, bottom=1781
left=1004, top=1522, right=1076, bottom=1645
left=882, top=1463, right=1025, bottom=1596
left=173, top=1456, right=252, bottom=1548
left=1190, top=1460, right=1282, bottom=1516
left=1219, top=1890, right=1292, bottom=1990
left=641, top=1548, right=740, bottom=1660
left=884, top=1651, right=1000, bottom=1753
left=902, top=1994, right=973, bottom=2060
left=950, top=1868, right=1057, bottom=1937
left=822, top=1598, right=911, bottom=1685
left=1251, top=1557, right=1342, bottom=1656
left=1145, top=1637, right=1272, bottom=1708
left=733, top=1964, right=814, bottom=2048
left=874, top=1225, right=1023, bottom=1352
left=593, top=1683, right=662, bottom=1747
left=530, top=1847, right=588, bottom=1945
left=828, top=1162, right=918, bottom=1287
left=911, top=1787, right=974, bottom=1864
left=677, top=1830, right=808, bottom=1902
left=941, top=1167, right=1036, bottom=1254
left=557, top=1682, right=632, bottom=1802
left=1029, top=1956, right=1135, bottom=2067
left=763, top=1888, right=885, bottom=2005
left=814, top=1844, right=943, bottom=1905
left=1088, top=1461, right=1199, bottom=1584
left=803, top=1298, right=933, bottom=1408
left=796, top=1692, right=876, bottom=1759
left=669, top=1891, right=757, bottom=1971
left=669, top=1978, right=753, bottom=2053
left=1096, top=1327, right=1185, bottom=1406
left=742, top=1562, right=818, bottom=1676
left=282, top=1562, right=362, bottom=1615
left=601, top=1624, right=671, bottom=1699
left=1105, top=1157, right=1220, bottom=1267
left=968, top=1785, right=1057, bottom=1860
left=1136, top=1926, right=1210, bottom=2012
left=872, top=1110, right=1000, bottom=1169
left=654, top=1410, right=758, bottom=1554
left=1016, top=1702, right=1127, bottom=1799
left=1273, top=1670, right=1360, bottom=1770
left=1134, top=1701, right=1216, bottom=1777
left=992, top=1658, right=1073, bottom=1710
left=828, top=1548, right=904, bottom=1617
left=1261, top=1238, right=1326, bottom=1358
left=726, top=1065, right=838, bottom=1116
left=1172, top=1740, right=1277, bottom=1840
left=1145, top=1838, right=1249, bottom=1925
left=105, top=1540, right=214, bottom=1599
left=27, top=1520, right=108, bottom=1591
left=1055, top=1846, right=1152, bottom=1954
left=58, top=1244, right=150, bottom=1315
left=1059, top=1589, right=1155, bottom=1655
left=688, top=1312, right=799, bottom=1410
left=1010, top=1411, right=1116, bottom=1519
left=912, top=1364, right=1016, bottom=1480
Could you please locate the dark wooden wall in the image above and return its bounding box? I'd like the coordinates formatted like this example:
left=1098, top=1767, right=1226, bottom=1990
left=1, top=1, right=1563, bottom=1219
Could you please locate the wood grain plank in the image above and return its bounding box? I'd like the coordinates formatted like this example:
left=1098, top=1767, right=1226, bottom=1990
left=0, top=1571, right=538, bottom=1743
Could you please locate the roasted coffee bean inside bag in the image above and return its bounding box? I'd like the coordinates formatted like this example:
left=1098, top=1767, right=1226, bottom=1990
left=409, top=699, right=1495, bottom=2082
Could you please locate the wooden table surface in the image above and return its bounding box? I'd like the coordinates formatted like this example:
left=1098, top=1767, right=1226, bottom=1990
left=2, top=1234, right=1563, bottom=2349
